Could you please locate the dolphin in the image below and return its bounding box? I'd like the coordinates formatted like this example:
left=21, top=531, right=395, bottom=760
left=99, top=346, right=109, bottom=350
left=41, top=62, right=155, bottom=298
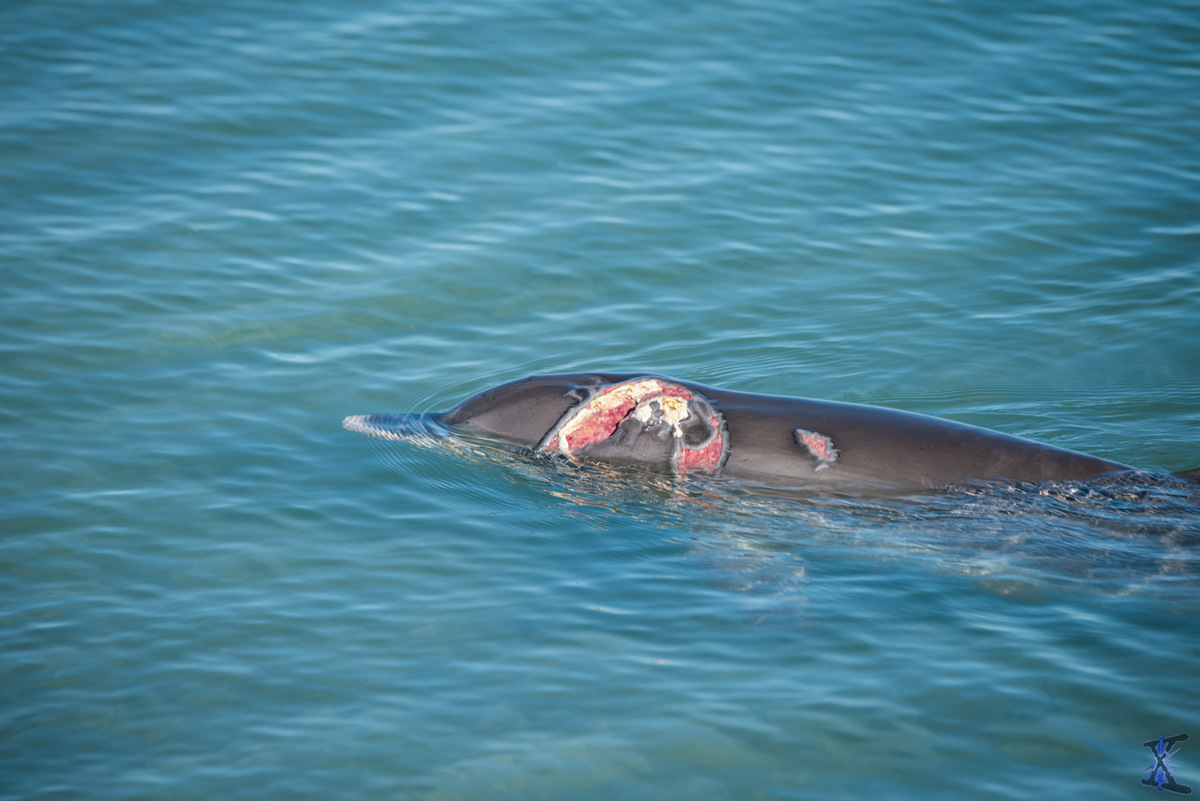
left=343, top=372, right=1200, bottom=491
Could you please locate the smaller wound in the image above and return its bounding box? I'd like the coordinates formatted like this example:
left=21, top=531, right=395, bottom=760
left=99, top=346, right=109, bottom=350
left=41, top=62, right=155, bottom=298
left=795, top=428, right=839, bottom=470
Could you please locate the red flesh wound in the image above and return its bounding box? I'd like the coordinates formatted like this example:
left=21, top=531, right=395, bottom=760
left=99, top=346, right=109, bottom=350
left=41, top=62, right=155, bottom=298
left=552, top=381, right=724, bottom=473
left=799, top=431, right=835, bottom=461
left=560, top=384, right=694, bottom=452
left=676, top=415, right=725, bottom=472
left=563, top=398, right=636, bottom=450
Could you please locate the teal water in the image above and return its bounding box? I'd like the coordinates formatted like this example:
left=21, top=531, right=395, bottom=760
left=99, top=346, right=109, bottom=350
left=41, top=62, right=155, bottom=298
left=3, top=1, right=1199, bottom=798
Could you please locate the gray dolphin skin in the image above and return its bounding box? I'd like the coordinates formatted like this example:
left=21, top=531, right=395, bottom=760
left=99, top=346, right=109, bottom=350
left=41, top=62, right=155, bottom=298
left=344, top=372, right=1199, bottom=490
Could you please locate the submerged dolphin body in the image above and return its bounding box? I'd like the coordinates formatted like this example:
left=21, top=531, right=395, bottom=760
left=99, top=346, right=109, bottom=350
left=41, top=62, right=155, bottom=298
left=344, top=372, right=1199, bottom=491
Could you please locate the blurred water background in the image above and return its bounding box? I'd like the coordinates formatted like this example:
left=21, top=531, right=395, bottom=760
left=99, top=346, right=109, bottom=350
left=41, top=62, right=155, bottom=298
left=2, top=1, right=1199, bottom=798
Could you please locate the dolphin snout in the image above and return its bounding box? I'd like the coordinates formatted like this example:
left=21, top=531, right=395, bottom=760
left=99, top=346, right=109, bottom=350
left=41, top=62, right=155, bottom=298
left=342, top=413, right=436, bottom=442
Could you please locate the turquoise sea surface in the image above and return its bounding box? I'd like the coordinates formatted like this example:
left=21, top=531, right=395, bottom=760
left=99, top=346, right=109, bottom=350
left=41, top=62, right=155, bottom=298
left=3, top=1, right=1199, bottom=798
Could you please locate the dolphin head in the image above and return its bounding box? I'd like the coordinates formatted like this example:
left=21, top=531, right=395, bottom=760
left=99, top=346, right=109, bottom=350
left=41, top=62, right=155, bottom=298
left=438, top=372, right=634, bottom=446
left=345, top=372, right=727, bottom=474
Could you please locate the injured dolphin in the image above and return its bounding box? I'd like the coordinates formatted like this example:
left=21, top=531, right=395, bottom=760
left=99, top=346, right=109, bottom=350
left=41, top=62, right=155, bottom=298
left=343, top=372, right=1200, bottom=490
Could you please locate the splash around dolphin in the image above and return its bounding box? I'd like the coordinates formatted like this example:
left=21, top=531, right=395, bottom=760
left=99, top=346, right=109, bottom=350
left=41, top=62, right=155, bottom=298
left=343, top=372, right=1200, bottom=491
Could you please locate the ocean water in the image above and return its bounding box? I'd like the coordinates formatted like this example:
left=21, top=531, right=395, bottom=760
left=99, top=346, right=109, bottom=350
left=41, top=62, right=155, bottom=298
left=2, top=0, right=1199, bottom=798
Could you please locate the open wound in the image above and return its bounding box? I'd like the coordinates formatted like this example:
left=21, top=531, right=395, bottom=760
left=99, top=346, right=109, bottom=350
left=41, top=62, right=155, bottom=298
left=794, top=428, right=838, bottom=471
left=540, top=378, right=727, bottom=473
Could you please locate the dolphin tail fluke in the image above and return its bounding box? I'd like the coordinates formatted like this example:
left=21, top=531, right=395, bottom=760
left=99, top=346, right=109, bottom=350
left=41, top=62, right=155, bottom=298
left=1171, top=466, right=1200, bottom=484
